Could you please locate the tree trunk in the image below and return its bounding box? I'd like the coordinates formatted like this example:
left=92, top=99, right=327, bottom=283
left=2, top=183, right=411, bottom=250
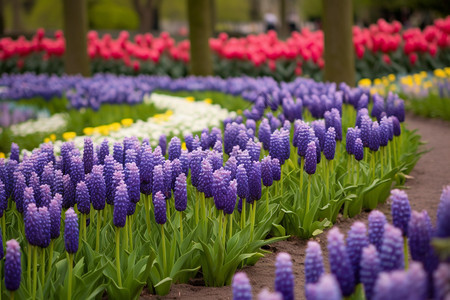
left=11, top=0, right=23, bottom=33
left=0, top=0, right=4, bottom=36
left=133, top=0, right=153, bottom=33
left=63, top=0, right=90, bottom=76
left=187, top=0, right=213, bottom=76
left=249, top=0, right=260, bottom=21
left=210, top=0, right=216, bottom=35
left=322, top=0, right=355, bottom=86
left=279, top=0, right=289, bottom=38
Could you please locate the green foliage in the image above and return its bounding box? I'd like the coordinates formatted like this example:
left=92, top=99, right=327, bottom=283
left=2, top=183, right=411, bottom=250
left=89, top=3, right=139, bottom=30
left=405, top=94, right=450, bottom=121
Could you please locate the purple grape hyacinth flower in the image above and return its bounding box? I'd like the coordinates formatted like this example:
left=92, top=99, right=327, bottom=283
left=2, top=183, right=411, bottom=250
left=83, top=137, right=94, bottom=174
left=274, top=252, right=295, bottom=300
left=49, top=194, right=62, bottom=239
left=304, top=141, right=317, bottom=175
left=64, top=208, right=79, bottom=253
left=368, top=210, right=387, bottom=252
left=113, top=181, right=128, bottom=228
left=379, top=224, right=404, bottom=272
left=360, top=245, right=380, bottom=300
left=324, top=127, right=336, bottom=160
left=10, top=143, right=20, bottom=163
left=437, top=185, right=450, bottom=238
left=369, top=122, right=380, bottom=152
left=4, top=239, right=21, bottom=291
left=304, top=241, right=324, bottom=285
left=152, top=164, right=164, bottom=198
left=159, top=134, right=167, bottom=155
left=25, top=203, right=39, bottom=246
left=327, top=227, right=355, bottom=296
left=346, top=222, right=369, bottom=283
left=113, top=142, right=124, bottom=165
left=76, top=181, right=90, bottom=215
left=232, top=272, right=252, bottom=300
left=271, top=158, right=281, bottom=181
left=248, top=162, right=262, bottom=203
left=408, top=210, right=433, bottom=262
left=174, top=173, right=187, bottom=212
left=305, top=274, right=342, bottom=300
left=236, top=164, right=249, bottom=200
left=88, top=165, right=106, bottom=210
left=259, top=119, right=272, bottom=151
left=0, top=226, right=3, bottom=260
left=125, top=162, right=140, bottom=204
left=168, top=136, right=181, bottom=161
left=346, top=127, right=357, bottom=155
left=224, top=179, right=237, bottom=215
left=390, top=189, right=411, bottom=236
left=70, top=155, right=85, bottom=186
left=37, top=206, right=51, bottom=248
left=258, top=289, right=282, bottom=300
left=98, top=139, right=109, bottom=165
left=199, top=159, right=214, bottom=198
left=153, top=191, right=166, bottom=225
left=261, top=156, right=273, bottom=187
left=434, top=263, right=450, bottom=300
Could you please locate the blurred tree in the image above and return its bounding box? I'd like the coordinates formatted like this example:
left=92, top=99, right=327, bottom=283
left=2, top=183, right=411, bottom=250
left=0, top=0, right=4, bottom=35
left=249, top=0, right=259, bottom=21
left=63, top=0, right=90, bottom=76
left=280, top=0, right=288, bottom=38
left=187, top=0, right=213, bottom=76
left=322, top=0, right=355, bottom=86
left=132, top=0, right=160, bottom=32
left=11, top=0, right=23, bottom=32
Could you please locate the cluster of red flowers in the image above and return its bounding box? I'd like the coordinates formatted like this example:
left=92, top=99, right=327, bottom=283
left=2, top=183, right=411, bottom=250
left=0, top=16, right=449, bottom=73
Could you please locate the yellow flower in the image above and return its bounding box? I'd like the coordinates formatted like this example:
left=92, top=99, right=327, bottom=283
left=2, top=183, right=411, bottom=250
left=237, top=109, right=242, bottom=114
left=109, top=122, right=121, bottom=131
left=50, top=134, right=56, bottom=141
left=0, top=152, right=5, bottom=159
left=423, top=81, right=433, bottom=89
left=165, top=110, right=173, bottom=116
left=388, top=74, right=396, bottom=81
left=185, top=96, right=195, bottom=102
left=182, top=142, right=187, bottom=151
left=204, top=98, right=212, bottom=104
left=419, top=71, right=427, bottom=78
left=434, top=69, right=446, bottom=78
left=44, top=138, right=50, bottom=143
left=121, top=118, right=133, bottom=127
left=373, top=78, right=382, bottom=86
left=358, top=78, right=371, bottom=87
left=62, top=132, right=76, bottom=141
left=444, top=67, right=450, bottom=76
left=83, top=127, right=94, bottom=135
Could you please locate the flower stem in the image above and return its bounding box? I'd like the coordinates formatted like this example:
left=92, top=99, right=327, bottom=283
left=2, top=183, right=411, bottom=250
left=179, top=212, right=183, bottom=242
left=299, top=156, right=304, bottom=194
left=32, top=246, right=37, bottom=300
left=123, top=217, right=129, bottom=252
left=67, top=253, right=73, bottom=300
left=201, top=193, right=206, bottom=222
left=47, top=240, right=53, bottom=276
left=265, top=188, right=269, bottom=213
left=129, top=216, right=134, bottom=252
left=222, top=213, right=227, bottom=246
left=228, top=213, right=233, bottom=240
left=325, top=160, right=330, bottom=200
left=115, top=228, right=122, bottom=287
left=96, top=210, right=101, bottom=252
left=240, top=200, right=246, bottom=229
left=27, top=244, right=32, bottom=292
left=144, top=194, right=151, bottom=236
left=195, top=191, right=199, bottom=225
left=81, top=214, right=86, bottom=241
left=1, top=216, right=5, bottom=248
left=306, top=175, right=311, bottom=213
left=250, top=202, right=256, bottom=241
left=161, top=225, right=166, bottom=273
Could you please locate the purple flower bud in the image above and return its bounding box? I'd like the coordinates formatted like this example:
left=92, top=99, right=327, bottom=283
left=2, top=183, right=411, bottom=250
left=305, top=241, right=324, bottom=285
left=189, top=149, right=203, bottom=188
left=407, top=262, right=427, bottom=300
left=327, top=227, right=355, bottom=296
left=0, top=226, right=3, bottom=260
left=199, top=159, right=214, bottom=198
left=13, top=172, right=26, bottom=213
left=369, top=122, right=380, bottom=152
left=113, top=181, right=128, bottom=228
left=247, top=139, right=261, bottom=162
left=125, top=149, right=137, bottom=165
left=259, top=119, right=272, bottom=151
left=390, top=189, right=411, bottom=236
left=304, top=141, right=317, bottom=175
left=103, top=155, right=115, bottom=205
left=25, top=203, right=39, bottom=246
left=152, top=164, right=164, bottom=197
left=185, top=133, right=194, bottom=152
left=113, top=142, right=124, bottom=165
left=271, top=158, right=281, bottom=181
left=311, top=120, right=326, bottom=150
left=179, top=150, right=189, bottom=176
left=0, top=180, right=6, bottom=217
left=232, top=272, right=252, bottom=300
left=213, top=168, right=231, bottom=210
left=40, top=184, right=52, bottom=208
left=368, top=210, right=387, bottom=252
left=64, top=208, right=79, bottom=253
left=139, top=146, right=153, bottom=195
left=159, top=134, right=167, bottom=156
left=373, top=271, right=407, bottom=300
left=434, top=263, right=450, bottom=300
left=87, top=165, right=105, bottom=210
left=409, top=210, right=433, bottom=262
left=360, top=115, right=372, bottom=148
left=353, top=138, right=364, bottom=161
left=29, top=172, right=41, bottom=206
left=174, top=173, right=187, bottom=212
left=41, top=162, right=54, bottom=191
left=163, top=160, right=172, bottom=199
left=305, top=274, right=342, bottom=300
left=269, top=130, right=282, bottom=162
left=346, top=128, right=356, bottom=155
left=236, top=164, right=249, bottom=200
left=10, top=143, right=20, bottom=162
left=37, top=206, right=51, bottom=248
left=379, top=224, right=404, bottom=271
left=324, top=127, right=336, bottom=160
left=83, top=138, right=94, bottom=174
left=237, top=150, right=252, bottom=175
left=70, top=156, right=85, bottom=186
left=248, top=161, right=261, bottom=203
left=201, top=131, right=210, bottom=150
left=153, top=191, right=166, bottom=225
left=437, top=186, right=450, bottom=238
left=49, top=194, right=62, bottom=239
left=360, top=245, right=380, bottom=300
left=346, top=222, right=369, bottom=283
left=296, top=123, right=311, bottom=157
left=261, top=156, right=273, bottom=187
left=274, top=252, right=294, bottom=300
left=98, top=139, right=109, bottom=165
left=62, top=174, right=75, bottom=208
left=4, top=239, right=21, bottom=291
left=76, top=181, right=90, bottom=215
left=391, top=116, right=401, bottom=136
left=125, top=162, right=140, bottom=204
left=169, top=137, right=181, bottom=161
left=225, top=156, right=238, bottom=180
left=224, top=179, right=237, bottom=215
left=379, top=117, right=389, bottom=147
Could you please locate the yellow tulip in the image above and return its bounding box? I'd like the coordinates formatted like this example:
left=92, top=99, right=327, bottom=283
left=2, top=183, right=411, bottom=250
left=121, top=118, right=133, bottom=127
left=0, top=152, right=5, bottom=159
left=185, top=96, right=195, bottom=102
left=358, top=78, right=371, bottom=87
left=62, top=132, right=76, bottom=141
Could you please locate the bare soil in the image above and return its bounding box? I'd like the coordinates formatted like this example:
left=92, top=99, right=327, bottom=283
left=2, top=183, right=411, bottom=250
left=142, top=112, right=450, bottom=300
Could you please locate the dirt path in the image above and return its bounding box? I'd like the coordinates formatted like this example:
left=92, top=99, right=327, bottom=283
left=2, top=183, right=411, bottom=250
left=142, top=112, right=450, bottom=300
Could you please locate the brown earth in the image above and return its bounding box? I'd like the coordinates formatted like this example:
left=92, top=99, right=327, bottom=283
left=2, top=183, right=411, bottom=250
left=142, top=112, right=450, bottom=300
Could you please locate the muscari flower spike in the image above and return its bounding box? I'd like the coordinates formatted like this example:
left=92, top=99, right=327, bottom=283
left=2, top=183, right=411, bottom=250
left=346, top=221, right=369, bottom=283
left=305, top=274, right=342, bottom=300
left=368, top=210, right=387, bottom=252
left=248, top=161, right=261, bottom=203
left=76, top=181, right=90, bottom=215
left=232, top=272, right=252, bottom=300
left=437, top=185, right=450, bottom=238
left=304, top=241, right=324, bottom=285
left=434, top=263, right=450, bottom=300
left=4, top=239, right=21, bottom=291
left=159, top=134, right=167, bottom=155
left=49, top=194, right=62, bottom=239
left=64, top=208, right=79, bottom=253
left=174, top=173, right=187, bottom=212
left=353, top=138, right=364, bottom=161
left=324, top=127, right=336, bottom=160
left=113, top=181, right=128, bottom=228
left=169, top=136, right=181, bottom=161
left=88, top=165, right=106, bottom=210
left=304, top=141, right=317, bottom=175
left=379, top=224, right=404, bottom=272
left=327, top=227, right=355, bottom=296
left=408, top=210, right=433, bottom=263
left=274, top=252, right=295, bottom=300
left=390, top=189, right=411, bottom=236
left=153, top=191, right=166, bottom=225
left=199, top=159, right=214, bottom=198
left=125, top=162, right=140, bottom=204
left=261, top=156, right=273, bottom=187
left=113, top=142, right=124, bottom=165
left=224, top=179, right=237, bottom=215
left=360, top=245, right=380, bottom=300
left=83, top=137, right=94, bottom=174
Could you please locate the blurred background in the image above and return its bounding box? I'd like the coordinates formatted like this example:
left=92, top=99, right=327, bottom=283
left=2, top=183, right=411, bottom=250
left=0, top=0, right=449, bottom=37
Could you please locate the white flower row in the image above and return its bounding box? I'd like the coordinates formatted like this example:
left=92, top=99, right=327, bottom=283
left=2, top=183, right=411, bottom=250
left=10, top=113, right=68, bottom=137
left=49, top=93, right=235, bottom=153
